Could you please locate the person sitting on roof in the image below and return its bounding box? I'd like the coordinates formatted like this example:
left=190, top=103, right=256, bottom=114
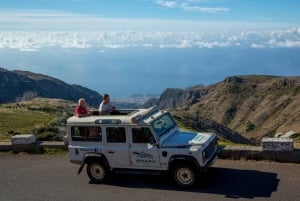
left=99, top=94, right=116, bottom=115
left=75, top=98, right=90, bottom=118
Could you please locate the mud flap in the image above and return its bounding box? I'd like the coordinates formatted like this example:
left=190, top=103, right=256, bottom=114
left=78, top=163, right=85, bottom=175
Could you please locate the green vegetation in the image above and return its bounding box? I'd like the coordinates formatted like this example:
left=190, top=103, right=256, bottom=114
left=217, top=138, right=239, bottom=146
left=0, top=98, right=75, bottom=141
left=245, top=120, right=255, bottom=132
left=0, top=108, right=53, bottom=140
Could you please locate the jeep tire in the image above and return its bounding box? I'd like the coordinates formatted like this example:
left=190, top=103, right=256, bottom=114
left=172, top=164, right=197, bottom=187
left=87, top=162, right=107, bottom=183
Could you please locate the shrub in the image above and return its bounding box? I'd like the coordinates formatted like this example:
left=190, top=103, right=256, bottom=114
left=246, top=121, right=255, bottom=131
left=35, top=131, right=58, bottom=141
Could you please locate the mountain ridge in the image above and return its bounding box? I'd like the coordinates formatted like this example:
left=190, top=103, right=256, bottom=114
left=145, top=75, right=300, bottom=143
left=0, top=67, right=102, bottom=106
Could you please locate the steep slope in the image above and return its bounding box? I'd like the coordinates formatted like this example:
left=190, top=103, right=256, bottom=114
left=149, top=75, right=300, bottom=143
left=0, top=68, right=102, bottom=106
left=189, top=75, right=300, bottom=142
left=144, top=87, right=207, bottom=109
left=172, top=111, right=253, bottom=144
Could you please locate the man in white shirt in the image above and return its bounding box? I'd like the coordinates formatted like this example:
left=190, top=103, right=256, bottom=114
left=99, top=94, right=116, bottom=115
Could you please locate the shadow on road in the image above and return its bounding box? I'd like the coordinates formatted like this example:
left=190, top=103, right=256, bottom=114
left=199, top=167, right=279, bottom=199
left=89, top=167, right=279, bottom=199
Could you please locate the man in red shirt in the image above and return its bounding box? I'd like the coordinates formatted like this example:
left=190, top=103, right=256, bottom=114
left=75, top=98, right=90, bottom=117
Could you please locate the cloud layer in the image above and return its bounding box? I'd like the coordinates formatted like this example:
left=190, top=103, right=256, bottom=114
left=1, top=28, right=300, bottom=51
left=154, top=0, right=229, bottom=13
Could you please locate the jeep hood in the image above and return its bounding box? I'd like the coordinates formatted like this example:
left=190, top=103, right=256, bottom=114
left=161, top=131, right=212, bottom=147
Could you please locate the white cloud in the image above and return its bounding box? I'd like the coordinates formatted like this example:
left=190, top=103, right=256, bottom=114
left=251, top=44, right=265, bottom=48
left=1, top=27, right=300, bottom=51
left=156, top=0, right=177, bottom=8
left=20, top=48, right=38, bottom=52
left=0, top=9, right=300, bottom=50
left=180, top=3, right=228, bottom=13
left=143, top=43, right=154, bottom=47
left=154, top=0, right=228, bottom=13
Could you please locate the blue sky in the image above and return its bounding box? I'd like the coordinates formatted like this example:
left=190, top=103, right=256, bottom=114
left=1, top=0, right=300, bottom=31
left=0, top=0, right=300, bottom=98
left=1, top=0, right=300, bottom=22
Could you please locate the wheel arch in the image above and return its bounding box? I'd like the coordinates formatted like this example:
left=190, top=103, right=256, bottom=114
left=168, top=155, right=200, bottom=171
left=83, top=153, right=110, bottom=169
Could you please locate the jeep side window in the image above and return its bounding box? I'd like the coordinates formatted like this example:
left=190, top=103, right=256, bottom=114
left=106, top=127, right=126, bottom=143
left=71, top=126, right=102, bottom=141
left=132, top=127, right=156, bottom=144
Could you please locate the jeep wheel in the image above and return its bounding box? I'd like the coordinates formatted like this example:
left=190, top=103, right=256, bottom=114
left=87, top=162, right=107, bottom=183
left=172, top=165, right=196, bottom=187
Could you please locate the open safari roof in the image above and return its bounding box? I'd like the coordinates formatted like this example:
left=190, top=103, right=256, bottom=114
left=67, top=106, right=165, bottom=125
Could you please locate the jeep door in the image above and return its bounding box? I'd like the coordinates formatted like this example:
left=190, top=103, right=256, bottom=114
left=104, top=126, right=130, bottom=167
left=130, top=127, right=160, bottom=167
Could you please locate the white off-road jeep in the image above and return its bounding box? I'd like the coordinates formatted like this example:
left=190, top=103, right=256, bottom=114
left=67, top=107, right=219, bottom=187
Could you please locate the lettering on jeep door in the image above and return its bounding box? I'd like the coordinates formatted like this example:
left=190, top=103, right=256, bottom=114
left=130, top=127, right=160, bottom=167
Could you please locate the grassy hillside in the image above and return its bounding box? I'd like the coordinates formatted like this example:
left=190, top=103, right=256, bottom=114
left=0, top=98, right=76, bottom=141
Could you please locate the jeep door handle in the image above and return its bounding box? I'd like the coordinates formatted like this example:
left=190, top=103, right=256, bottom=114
left=108, top=151, right=115, bottom=154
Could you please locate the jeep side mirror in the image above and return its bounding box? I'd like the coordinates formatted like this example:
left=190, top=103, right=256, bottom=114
left=150, top=141, right=159, bottom=147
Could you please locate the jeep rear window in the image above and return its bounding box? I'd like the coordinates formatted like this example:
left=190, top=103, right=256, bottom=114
left=71, top=126, right=102, bottom=142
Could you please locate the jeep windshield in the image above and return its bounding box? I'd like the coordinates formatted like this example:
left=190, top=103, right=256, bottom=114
left=151, top=113, right=176, bottom=137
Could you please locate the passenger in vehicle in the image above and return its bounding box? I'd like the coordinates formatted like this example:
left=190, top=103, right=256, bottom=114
left=75, top=98, right=90, bottom=118
left=88, top=127, right=101, bottom=138
left=99, top=94, right=117, bottom=115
